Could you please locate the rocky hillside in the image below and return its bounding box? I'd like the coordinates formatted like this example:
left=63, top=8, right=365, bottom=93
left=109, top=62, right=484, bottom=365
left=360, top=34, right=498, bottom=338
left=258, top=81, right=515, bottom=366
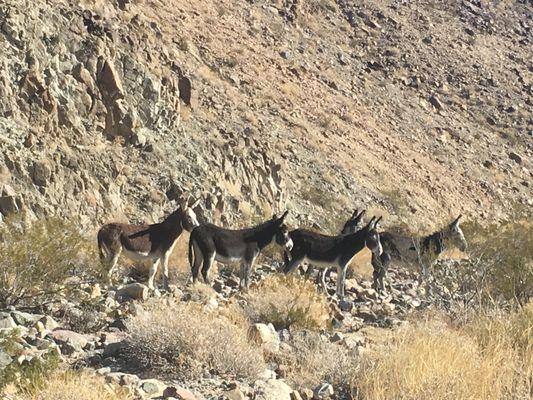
left=0, top=0, right=531, bottom=230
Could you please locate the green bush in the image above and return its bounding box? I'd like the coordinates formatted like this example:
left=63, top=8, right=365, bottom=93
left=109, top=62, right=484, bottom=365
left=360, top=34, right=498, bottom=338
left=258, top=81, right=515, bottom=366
left=0, top=217, right=101, bottom=308
left=0, top=329, right=60, bottom=394
left=455, top=220, right=532, bottom=306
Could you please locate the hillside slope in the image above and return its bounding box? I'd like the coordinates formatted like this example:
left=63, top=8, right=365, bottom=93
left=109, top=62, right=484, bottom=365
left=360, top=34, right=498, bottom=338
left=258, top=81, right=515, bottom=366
left=0, top=0, right=531, bottom=230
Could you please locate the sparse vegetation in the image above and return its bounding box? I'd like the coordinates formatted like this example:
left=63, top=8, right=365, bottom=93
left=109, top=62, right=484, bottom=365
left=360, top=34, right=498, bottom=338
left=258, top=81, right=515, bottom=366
left=270, top=330, right=358, bottom=394
left=18, top=370, right=130, bottom=400
left=242, top=275, right=331, bottom=330
left=124, top=300, right=265, bottom=380
left=0, top=329, right=60, bottom=394
left=440, top=220, right=533, bottom=307
left=0, top=217, right=101, bottom=308
left=350, top=306, right=533, bottom=400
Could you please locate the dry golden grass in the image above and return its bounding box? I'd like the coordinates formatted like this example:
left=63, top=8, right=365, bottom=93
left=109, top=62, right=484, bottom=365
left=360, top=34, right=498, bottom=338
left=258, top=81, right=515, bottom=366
left=351, top=305, right=533, bottom=400
left=124, top=300, right=265, bottom=380
left=270, top=330, right=358, bottom=393
left=19, top=370, right=130, bottom=400
left=242, top=275, right=330, bottom=330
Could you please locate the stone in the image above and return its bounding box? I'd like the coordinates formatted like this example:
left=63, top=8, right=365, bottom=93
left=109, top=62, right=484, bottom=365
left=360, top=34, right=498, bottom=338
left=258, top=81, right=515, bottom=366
left=97, top=58, right=124, bottom=100
left=248, top=323, right=280, bottom=352
left=313, top=383, right=334, bottom=399
left=116, top=283, right=149, bottom=301
left=338, top=300, right=353, bottom=312
left=178, top=76, right=192, bottom=107
left=225, top=388, right=246, bottom=400
left=255, top=379, right=293, bottom=400
left=49, top=329, right=88, bottom=354
left=0, top=195, right=22, bottom=215
left=163, top=386, right=197, bottom=399
left=103, top=340, right=126, bottom=358
left=429, top=95, right=444, bottom=110
left=280, top=50, right=291, bottom=59
left=10, top=311, right=41, bottom=326
left=362, top=288, right=378, bottom=300
left=31, top=160, right=52, bottom=187
left=0, top=315, right=17, bottom=329
left=509, top=152, right=523, bottom=164
left=330, top=332, right=344, bottom=343
left=38, top=316, right=59, bottom=331
left=140, top=379, right=166, bottom=396
left=0, top=349, right=12, bottom=368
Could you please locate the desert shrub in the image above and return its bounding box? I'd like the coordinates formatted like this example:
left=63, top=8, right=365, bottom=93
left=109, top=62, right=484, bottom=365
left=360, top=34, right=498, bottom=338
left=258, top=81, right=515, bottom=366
left=0, top=329, right=60, bottom=395
left=124, top=300, right=264, bottom=379
left=242, top=275, right=331, bottom=331
left=350, top=314, right=531, bottom=400
left=18, top=369, right=130, bottom=400
left=0, top=217, right=100, bottom=308
left=59, top=302, right=107, bottom=334
left=270, top=330, right=358, bottom=394
left=450, top=220, right=532, bottom=306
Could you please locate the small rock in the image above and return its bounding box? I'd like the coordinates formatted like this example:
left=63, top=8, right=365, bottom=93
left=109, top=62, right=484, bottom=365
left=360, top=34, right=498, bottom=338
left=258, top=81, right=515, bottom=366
left=0, top=349, right=12, bottom=368
left=39, top=316, right=59, bottom=331
left=116, top=283, right=149, bottom=301
left=330, top=332, right=344, bottom=343
left=363, top=288, right=378, bottom=299
left=225, top=388, right=246, bottom=400
left=429, top=95, right=444, bottom=110
left=11, top=311, right=41, bottom=326
left=255, top=379, right=293, bottom=400
left=483, top=160, right=494, bottom=169
left=49, top=329, right=88, bottom=354
left=280, top=50, right=291, bottom=59
left=509, top=152, right=523, bottom=164
left=0, top=315, right=17, bottom=329
left=248, top=323, right=280, bottom=352
left=338, top=300, right=353, bottom=312
left=313, top=383, right=334, bottom=399
left=103, top=341, right=126, bottom=358
left=140, top=379, right=166, bottom=396
left=337, top=52, right=348, bottom=65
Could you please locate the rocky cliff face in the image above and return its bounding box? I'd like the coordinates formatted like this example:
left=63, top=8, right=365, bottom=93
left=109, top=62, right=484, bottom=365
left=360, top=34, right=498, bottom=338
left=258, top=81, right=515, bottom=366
left=0, top=0, right=531, bottom=230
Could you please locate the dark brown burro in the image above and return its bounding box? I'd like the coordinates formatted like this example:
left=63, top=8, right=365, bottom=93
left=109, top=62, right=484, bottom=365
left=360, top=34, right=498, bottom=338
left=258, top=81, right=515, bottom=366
left=97, top=197, right=200, bottom=290
left=188, top=211, right=292, bottom=288
left=283, top=217, right=383, bottom=298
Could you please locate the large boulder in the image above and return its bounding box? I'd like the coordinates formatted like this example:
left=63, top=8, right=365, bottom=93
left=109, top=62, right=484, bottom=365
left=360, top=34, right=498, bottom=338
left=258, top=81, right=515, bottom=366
left=255, top=379, right=293, bottom=400
left=49, top=329, right=89, bottom=354
left=248, top=323, right=280, bottom=353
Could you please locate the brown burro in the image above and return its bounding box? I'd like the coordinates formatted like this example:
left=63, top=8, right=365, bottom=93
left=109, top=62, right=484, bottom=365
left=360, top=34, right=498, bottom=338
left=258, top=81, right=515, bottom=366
left=97, top=196, right=200, bottom=290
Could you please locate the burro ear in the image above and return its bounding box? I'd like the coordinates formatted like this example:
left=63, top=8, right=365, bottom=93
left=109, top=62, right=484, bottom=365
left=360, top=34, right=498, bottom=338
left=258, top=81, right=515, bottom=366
left=357, top=209, right=367, bottom=219
left=280, top=210, right=289, bottom=221
left=451, top=214, right=463, bottom=226
left=374, top=216, right=383, bottom=228
left=366, top=216, right=376, bottom=228
left=351, top=209, right=359, bottom=218
left=179, top=194, right=190, bottom=209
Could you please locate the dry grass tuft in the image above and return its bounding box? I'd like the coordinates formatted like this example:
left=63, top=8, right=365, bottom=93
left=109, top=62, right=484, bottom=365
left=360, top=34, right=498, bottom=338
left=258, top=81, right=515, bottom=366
left=124, top=300, right=265, bottom=380
left=271, top=330, right=358, bottom=393
left=242, top=275, right=331, bottom=331
left=351, top=305, right=533, bottom=400
left=19, top=370, right=130, bottom=400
